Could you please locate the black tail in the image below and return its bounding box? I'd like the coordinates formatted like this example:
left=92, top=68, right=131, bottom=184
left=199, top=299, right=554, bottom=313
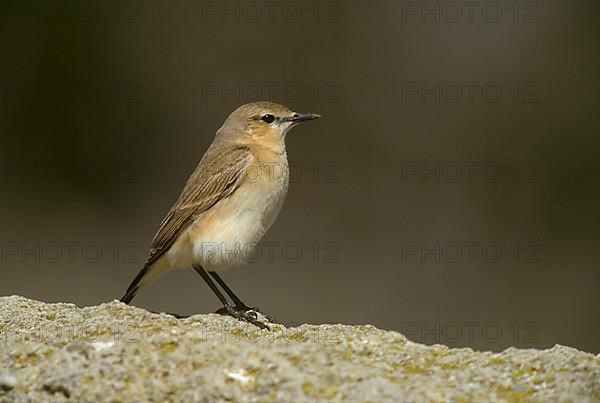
left=120, top=266, right=149, bottom=304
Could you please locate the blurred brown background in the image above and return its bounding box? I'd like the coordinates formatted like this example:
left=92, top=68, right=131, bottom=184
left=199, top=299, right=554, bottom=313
left=1, top=1, right=599, bottom=353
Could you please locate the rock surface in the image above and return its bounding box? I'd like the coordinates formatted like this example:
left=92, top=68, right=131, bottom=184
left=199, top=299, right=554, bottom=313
left=0, top=296, right=598, bottom=402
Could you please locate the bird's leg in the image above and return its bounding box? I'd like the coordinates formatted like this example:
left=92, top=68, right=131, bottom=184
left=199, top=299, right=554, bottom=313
left=208, top=271, right=249, bottom=309
left=209, top=271, right=277, bottom=323
left=193, top=265, right=270, bottom=330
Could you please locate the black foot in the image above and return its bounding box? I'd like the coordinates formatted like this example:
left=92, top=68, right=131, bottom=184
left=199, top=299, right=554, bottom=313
left=216, top=305, right=271, bottom=330
left=245, top=306, right=277, bottom=324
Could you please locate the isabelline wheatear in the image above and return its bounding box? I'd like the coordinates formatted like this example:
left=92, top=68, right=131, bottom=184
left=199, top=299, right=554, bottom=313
left=120, top=101, right=320, bottom=329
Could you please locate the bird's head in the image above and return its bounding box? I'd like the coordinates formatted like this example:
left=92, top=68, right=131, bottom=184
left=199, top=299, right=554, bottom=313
left=218, top=101, right=321, bottom=145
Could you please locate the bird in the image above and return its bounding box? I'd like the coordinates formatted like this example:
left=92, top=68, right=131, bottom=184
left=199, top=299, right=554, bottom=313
left=119, top=101, right=321, bottom=329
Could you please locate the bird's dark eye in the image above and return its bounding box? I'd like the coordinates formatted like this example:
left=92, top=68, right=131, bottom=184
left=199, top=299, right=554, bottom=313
left=261, top=114, right=275, bottom=124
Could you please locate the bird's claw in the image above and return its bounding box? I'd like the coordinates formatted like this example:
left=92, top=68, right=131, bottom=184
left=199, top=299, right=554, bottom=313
left=246, top=307, right=277, bottom=323
left=216, top=305, right=271, bottom=330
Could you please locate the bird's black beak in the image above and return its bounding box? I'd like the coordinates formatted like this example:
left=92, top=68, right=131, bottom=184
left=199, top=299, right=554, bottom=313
left=284, top=112, right=321, bottom=123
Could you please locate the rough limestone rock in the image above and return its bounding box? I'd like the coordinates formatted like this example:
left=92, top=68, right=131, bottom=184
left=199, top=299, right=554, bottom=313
left=0, top=296, right=598, bottom=402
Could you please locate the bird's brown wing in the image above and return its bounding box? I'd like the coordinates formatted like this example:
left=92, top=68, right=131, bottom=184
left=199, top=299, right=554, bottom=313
left=145, top=144, right=254, bottom=268
left=119, top=144, right=254, bottom=303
